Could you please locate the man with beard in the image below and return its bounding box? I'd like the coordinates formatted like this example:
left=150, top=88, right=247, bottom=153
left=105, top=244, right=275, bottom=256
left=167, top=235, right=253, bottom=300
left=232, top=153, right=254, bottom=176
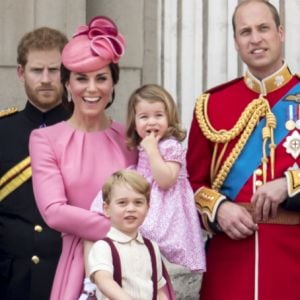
left=0, top=27, right=69, bottom=300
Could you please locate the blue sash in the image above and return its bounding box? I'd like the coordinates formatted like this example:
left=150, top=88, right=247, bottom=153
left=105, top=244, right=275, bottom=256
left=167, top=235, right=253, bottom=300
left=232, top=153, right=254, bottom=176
left=220, top=83, right=300, bottom=200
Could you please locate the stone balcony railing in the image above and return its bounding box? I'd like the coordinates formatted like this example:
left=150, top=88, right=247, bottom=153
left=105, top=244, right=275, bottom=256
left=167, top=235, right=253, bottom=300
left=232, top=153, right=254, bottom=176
left=165, top=261, right=203, bottom=300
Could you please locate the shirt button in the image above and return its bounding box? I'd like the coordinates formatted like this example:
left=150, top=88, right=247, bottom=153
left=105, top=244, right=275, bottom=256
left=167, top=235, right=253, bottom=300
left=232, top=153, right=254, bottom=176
left=31, top=255, right=40, bottom=264
left=34, top=225, right=43, bottom=232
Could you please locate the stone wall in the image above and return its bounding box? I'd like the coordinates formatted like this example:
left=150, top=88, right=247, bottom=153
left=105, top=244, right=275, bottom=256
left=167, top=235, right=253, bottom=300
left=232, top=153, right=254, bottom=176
left=167, top=262, right=203, bottom=300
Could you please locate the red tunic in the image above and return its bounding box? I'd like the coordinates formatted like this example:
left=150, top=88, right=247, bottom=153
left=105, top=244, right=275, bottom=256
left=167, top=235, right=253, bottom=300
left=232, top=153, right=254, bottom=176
left=187, top=68, right=300, bottom=300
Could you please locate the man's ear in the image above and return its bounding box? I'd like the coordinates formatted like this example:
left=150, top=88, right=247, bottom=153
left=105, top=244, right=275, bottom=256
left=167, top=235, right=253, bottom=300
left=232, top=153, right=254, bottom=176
left=234, top=38, right=239, bottom=51
left=17, top=64, right=25, bottom=82
left=103, top=202, right=110, bottom=218
left=278, top=25, right=285, bottom=43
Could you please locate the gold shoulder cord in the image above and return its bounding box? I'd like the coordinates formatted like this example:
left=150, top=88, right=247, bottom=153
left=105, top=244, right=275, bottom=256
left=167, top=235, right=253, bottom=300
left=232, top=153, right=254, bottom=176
left=0, top=157, right=32, bottom=201
left=0, top=107, right=18, bottom=118
left=195, top=93, right=276, bottom=191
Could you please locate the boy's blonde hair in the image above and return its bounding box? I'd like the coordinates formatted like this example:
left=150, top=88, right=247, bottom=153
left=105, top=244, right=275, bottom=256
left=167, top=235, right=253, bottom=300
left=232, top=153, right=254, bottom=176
left=102, top=170, right=150, bottom=204
left=126, top=84, right=186, bottom=149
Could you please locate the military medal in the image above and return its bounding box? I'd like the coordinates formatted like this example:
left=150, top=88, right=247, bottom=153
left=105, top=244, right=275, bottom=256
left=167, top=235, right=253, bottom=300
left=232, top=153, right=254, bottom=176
left=285, top=104, right=296, bottom=131
left=296, top=105, right=300, bottom=129
left=283, top=130, right=300, bottom=159
left=286, top=120, right=295, bottom=131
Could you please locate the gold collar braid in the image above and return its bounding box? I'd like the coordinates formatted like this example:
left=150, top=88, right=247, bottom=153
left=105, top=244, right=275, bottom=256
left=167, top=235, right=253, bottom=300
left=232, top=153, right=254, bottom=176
left=195, top=93, right=276, bottom=191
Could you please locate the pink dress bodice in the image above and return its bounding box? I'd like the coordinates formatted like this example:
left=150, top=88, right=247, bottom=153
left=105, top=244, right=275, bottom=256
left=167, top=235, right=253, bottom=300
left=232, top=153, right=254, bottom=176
left=29, top=120, right=137, bottom=300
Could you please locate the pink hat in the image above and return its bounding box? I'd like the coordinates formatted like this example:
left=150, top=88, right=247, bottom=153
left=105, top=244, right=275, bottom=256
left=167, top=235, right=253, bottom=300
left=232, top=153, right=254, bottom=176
left=62, top=16, right=125, bottom=73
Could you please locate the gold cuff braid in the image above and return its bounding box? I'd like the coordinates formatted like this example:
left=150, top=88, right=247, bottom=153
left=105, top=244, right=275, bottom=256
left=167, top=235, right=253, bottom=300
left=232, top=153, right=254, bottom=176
left=194, top=187, right=225, bottom=224
left=285, top=169, right=300, bottom=197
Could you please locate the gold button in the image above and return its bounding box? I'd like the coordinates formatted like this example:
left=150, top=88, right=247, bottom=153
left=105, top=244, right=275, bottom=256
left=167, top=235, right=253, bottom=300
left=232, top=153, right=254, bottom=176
left=34, top=225, right=43, bottom=233
left=255, top=169, right=262, bottom=176
left=31, top=255, right=40, bottom=264
left=255, top=180, right=263, bottom=187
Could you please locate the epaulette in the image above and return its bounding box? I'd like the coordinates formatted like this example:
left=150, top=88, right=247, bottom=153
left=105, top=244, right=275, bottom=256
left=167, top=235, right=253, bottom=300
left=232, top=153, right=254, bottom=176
left=284, top=74, right=300, bottom=102
left=0, top=107, right=18, bottom=118
left=205, top=76, right=244, bottom=94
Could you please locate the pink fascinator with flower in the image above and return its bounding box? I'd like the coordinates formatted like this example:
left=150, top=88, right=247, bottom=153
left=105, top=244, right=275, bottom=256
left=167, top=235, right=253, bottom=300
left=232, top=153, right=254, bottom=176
left=62, top=16, right=125, bottom=72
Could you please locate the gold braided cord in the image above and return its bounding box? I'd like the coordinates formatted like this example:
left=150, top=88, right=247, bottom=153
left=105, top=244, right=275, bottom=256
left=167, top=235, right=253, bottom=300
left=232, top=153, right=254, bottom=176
left=210, top=143, right=218, bottom=183
left=212, top=103, right=271, bottom=190
left=196, top=94, right=271, bottom=143
left=266, top=112, right=276, bottom=179
left=261, top=125, right=270, bottom=183
left=211, top=142, right=228, bottom=182
left=195, top=93, right=276, bottom=191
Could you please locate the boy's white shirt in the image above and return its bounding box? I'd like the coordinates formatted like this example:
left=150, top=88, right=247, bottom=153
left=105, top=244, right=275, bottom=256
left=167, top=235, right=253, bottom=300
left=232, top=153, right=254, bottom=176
left=88, top=227, right=166, bottom=300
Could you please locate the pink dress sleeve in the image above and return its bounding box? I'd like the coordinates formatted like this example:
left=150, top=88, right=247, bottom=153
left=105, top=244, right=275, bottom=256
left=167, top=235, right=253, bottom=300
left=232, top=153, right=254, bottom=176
left=160, top=139, right=186, bottom=165
left=29, top=129, right=110, bottom=241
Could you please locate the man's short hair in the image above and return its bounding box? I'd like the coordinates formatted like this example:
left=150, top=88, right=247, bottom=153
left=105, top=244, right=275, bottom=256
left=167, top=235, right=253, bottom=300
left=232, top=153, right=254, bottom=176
left=17, top=27, right=68, bottom=66
left=232, top=0, right=281, bottom=36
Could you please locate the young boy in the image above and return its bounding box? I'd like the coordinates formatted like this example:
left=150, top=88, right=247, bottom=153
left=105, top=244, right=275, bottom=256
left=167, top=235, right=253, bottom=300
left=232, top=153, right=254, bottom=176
left=88, top=170, right=168, bottom=300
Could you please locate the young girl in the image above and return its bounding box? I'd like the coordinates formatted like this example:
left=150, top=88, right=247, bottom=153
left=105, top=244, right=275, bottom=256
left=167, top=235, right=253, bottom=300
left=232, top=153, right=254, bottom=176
left=125, top=84, right=206, bottom=272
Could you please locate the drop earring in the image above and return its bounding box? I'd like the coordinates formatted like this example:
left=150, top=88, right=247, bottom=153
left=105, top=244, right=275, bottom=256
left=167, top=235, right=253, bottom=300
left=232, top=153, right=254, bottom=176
left=105, top=90, right=115, bottom=109
left=68, top=93, right=72, bottom=102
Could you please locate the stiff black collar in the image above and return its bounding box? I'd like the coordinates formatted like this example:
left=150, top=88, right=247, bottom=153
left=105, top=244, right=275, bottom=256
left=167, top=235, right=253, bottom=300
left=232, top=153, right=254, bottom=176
left=23, top=101, right=70, bottom=126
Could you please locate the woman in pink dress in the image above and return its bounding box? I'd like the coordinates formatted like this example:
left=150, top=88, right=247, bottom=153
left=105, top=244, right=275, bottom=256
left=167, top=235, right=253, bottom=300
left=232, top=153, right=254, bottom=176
left=29, top=16, right=136, bottom=300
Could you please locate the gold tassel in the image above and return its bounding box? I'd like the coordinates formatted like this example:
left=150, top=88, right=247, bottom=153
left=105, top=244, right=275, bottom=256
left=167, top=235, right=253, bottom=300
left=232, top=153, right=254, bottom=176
left=266, top=111, right=276, bottom=179
left=261, top=126, right=270, bottom=183
left=260, top=99, right=276, bottom=183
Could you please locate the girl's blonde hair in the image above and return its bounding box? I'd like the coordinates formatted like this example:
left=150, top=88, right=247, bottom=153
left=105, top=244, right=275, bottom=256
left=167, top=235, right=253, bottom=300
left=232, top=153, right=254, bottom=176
left=126, top=84, right=186, bottom=149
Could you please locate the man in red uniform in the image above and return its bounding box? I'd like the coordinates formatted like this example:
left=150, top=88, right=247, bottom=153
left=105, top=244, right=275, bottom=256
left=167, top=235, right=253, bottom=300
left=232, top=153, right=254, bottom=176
left=187, top=1, right=300, bottom=299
